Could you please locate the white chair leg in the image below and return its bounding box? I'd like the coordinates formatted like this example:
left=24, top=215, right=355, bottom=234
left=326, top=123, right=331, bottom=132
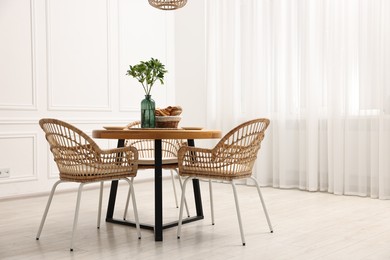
left=170, top=169, right=179, bottom=208
left=36, top=180, right=63, bottom=240
left=177, top=170, right=190, bottom=217
left=97, top=181, right=104, bottom=229
left=177, top=177, right=192, bottom=239
left=123, top=177, right=141, bottom=239
left=209, top=180, right=215, bottom=225
left=70, top=183, right=85, bottom=251
left=231, top=181, right=246, bottom=246
left=250, top=176, right=273, bottom=233
left=123, top=181, right=132, bottom=220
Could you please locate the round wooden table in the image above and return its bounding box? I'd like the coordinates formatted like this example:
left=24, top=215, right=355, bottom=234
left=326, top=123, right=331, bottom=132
left=92, top=128, right=222, bottom=140
left=92, top=128, right=222, bottom=241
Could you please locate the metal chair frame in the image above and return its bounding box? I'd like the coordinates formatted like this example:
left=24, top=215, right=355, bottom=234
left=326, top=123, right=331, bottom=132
left=176, top=118, right=273, bottom=245
left=36, top=118, right=141, bottom=251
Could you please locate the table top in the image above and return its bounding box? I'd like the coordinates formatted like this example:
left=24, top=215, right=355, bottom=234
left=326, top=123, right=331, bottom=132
left=92, top=128, right=222, bottom=140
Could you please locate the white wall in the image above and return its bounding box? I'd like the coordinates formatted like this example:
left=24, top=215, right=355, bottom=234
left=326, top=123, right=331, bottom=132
left=0, top=0, right=176, bottom=198
left=174, top=0, right=212, bottom=150
left=174, top=0, right=207, bottom=128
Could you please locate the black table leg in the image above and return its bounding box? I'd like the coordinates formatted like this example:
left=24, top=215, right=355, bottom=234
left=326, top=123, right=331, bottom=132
left=154, top=139, right=163, bottom=241
left=106, top=139, right=125, bottom=220
left=106, top=180, right=118, bottom=220
left=187, top=139, right=204, bottom=217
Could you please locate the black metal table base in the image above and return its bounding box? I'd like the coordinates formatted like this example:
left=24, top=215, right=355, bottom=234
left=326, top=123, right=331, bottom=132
left=106, top=215, right=204, bottom=231
left=106, top=138, right=203, bottom=241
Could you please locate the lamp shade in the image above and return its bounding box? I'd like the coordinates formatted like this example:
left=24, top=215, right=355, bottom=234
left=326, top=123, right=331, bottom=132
left=148, top=0, right=187, bottom=10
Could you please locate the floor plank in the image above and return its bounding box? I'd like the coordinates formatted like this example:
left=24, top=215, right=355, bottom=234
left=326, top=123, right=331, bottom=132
left=1, top=178, right=390, bottom=260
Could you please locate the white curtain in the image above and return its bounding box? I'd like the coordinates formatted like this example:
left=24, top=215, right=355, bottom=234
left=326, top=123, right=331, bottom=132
left=205, top=0, right=390, bottom=199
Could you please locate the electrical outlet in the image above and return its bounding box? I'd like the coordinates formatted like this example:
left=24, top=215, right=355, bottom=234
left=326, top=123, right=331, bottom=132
left=0, top=168, right=10, bottom=178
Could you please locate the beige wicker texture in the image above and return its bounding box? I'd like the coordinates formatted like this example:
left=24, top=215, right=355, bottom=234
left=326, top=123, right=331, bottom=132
left=176, top=118, right=273, bottom=246
left=40, top=118, right=138, bottom=182
left=178, top=118, right=270, bottom=181
left=155, top=116, right=181, bottom=128
left=124, top=121, right=184, bottom=168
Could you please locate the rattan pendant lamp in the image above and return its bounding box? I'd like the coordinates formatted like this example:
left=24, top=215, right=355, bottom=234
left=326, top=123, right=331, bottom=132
left=149, top=0, right=187, bottom=10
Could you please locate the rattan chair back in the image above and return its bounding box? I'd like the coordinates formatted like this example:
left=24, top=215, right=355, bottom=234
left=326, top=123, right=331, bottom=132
left=124, top=121, right=183, bottom=159
left=178, top=118, right=270, bottom=180
left=213, top=118, right=269, bottom=169
left=40, top=118, right=138, bottom=182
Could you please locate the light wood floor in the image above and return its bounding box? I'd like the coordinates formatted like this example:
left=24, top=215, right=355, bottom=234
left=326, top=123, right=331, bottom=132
left=1, top=177, right=390, bottom=260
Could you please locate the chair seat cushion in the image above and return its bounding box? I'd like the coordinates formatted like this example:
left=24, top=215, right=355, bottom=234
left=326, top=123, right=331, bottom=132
left=179, top=163, right=252, bottom=181
left=138, top=158, right=178, bottom=165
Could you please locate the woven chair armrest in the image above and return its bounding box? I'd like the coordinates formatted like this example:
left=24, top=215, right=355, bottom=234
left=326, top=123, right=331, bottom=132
left=178, top=146, right=214, bottom=168
left=211, top=144, right=248, bottom=162
left=96, top=146, right=138, bottom=166
left=179, top=145, right=237, bottom=162
left=178, top=144, right=253, bottom=171
left=178, top=145, right=237, bottom=162
left=178, top=146, right=213, bottom=158
left=178, top=145, right=254, bottom=178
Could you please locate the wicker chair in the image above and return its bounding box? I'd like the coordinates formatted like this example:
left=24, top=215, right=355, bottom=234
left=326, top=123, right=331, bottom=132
left=122, top=121, right=190, bottom=219
left=36, top=118, right=141, bottom=251
left=177, top=118, right=273, bottom=246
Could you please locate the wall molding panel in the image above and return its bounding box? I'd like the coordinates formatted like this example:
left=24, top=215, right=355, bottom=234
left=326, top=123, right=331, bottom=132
left=46, top=0, right=112, bottom=111
left=0, top=133, right=37, bottom=184
left=0, top=0, right=37, bottom=111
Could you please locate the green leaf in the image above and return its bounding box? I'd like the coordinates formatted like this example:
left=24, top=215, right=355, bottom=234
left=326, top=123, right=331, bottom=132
left=126, top=57, right=168, bottom=95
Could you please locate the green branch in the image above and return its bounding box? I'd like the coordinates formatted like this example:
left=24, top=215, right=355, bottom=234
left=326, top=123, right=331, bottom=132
left=126, top=58, right=168, bottom=96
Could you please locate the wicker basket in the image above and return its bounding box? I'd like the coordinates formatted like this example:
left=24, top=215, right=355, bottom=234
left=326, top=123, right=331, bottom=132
left=155, top=116, right=181, bottom=128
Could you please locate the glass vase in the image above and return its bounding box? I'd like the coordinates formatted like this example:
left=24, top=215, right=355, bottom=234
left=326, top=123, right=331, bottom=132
left=141, top=95, right=155, bottom=128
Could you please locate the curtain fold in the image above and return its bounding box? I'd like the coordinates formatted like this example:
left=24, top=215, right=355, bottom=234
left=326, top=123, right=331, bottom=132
left=205, top=0, right=390, bottom=198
